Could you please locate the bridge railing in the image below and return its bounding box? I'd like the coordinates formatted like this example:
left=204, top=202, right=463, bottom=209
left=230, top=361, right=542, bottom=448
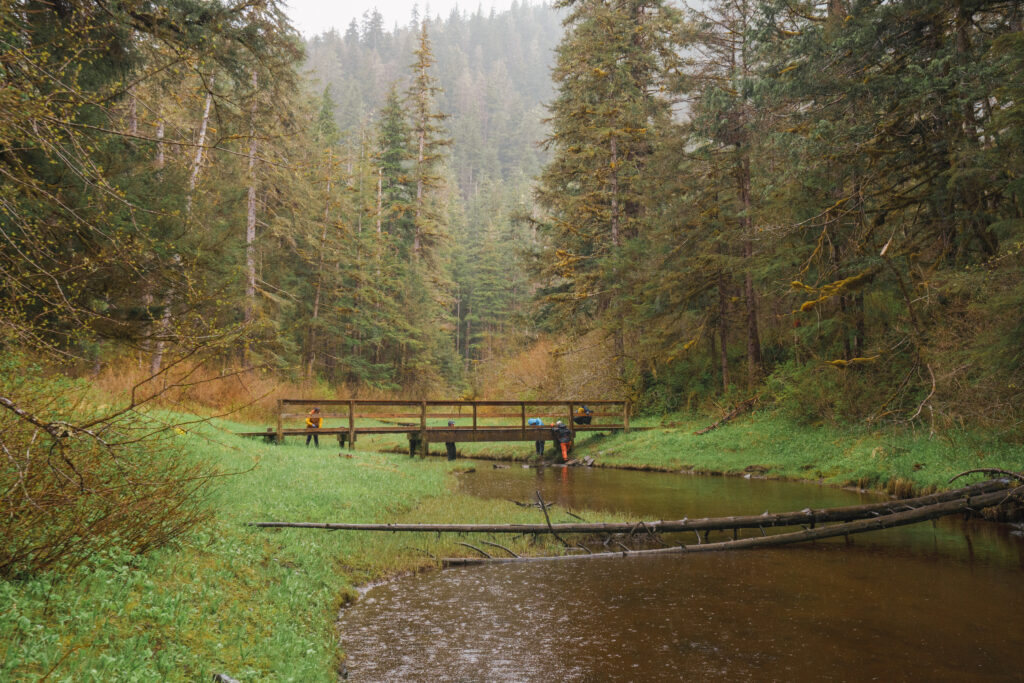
left=270, top=399, right=631, bottom=451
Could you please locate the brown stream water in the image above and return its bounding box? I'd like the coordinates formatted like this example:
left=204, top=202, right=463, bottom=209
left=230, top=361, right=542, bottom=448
left=337, top=465, right=1024, bottom=682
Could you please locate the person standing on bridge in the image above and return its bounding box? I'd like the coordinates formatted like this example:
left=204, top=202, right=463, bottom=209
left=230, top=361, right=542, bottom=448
left=445, top=419, right=457, bottom=461
left=305, top=407, right=322, bottom=447
left=553, top=420, right=573, bottom=462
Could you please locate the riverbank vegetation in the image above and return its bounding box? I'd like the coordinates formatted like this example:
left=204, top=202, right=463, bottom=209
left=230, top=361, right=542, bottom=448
left=569, top=414, right=1024, bottom=494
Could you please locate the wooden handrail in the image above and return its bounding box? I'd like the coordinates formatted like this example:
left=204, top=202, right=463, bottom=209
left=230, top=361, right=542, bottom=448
left=279, top=398, right=627, bottom=406
left=279, top=411, right=625, bottom=420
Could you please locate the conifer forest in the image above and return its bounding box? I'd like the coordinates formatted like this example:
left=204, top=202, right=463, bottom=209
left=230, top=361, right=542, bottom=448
left=2, top=0, right=1023, bottom=434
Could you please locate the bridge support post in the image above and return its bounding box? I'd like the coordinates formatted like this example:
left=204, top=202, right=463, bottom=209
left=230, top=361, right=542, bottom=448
left=276, top=399, right=283, bottom=444
left=348, top=400, right=355, bottom=451
left=420, top=401, right=428, bottom=458
left=567, top=402, right=575, bottom=441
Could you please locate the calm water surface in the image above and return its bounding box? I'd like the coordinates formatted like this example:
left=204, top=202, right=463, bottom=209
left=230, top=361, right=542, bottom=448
left=338, top=464, right=1024, bottom=681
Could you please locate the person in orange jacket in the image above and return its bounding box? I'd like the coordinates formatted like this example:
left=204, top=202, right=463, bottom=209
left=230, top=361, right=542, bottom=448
left=305, top=407, right=322, bottom=447
left=552, top=420, right=573, bottom=462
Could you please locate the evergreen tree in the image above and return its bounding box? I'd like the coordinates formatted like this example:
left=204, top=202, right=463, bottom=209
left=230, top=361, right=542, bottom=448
left=376, top=85, right=416, bottom=249
left=406, top=22, right=453, bottom=258
left=535, top=0, right=680, bottom=387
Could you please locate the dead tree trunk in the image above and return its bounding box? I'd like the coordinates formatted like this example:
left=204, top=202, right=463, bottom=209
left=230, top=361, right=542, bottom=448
left=250, top=480, right=1008, bottom=535
left=441, top=485, right=1021, bottom=565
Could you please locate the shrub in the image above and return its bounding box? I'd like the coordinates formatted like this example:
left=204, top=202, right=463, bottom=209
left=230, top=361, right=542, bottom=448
left=0, top=356, right=213, bottom=576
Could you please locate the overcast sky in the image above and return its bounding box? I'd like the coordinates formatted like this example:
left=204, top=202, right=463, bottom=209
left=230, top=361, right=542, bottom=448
left=284, top=0, right=528, bottom=37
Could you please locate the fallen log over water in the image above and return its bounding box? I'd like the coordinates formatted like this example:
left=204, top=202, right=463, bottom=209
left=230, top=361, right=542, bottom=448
left=250, top=480, right=1007, bottom=535
left=441, top=484, right=1023, bottom=566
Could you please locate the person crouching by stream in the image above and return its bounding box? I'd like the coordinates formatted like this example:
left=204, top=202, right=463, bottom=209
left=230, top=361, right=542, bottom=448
left=305, top=407, right=322, bottom=447
left=445, top=419, right=457, bottom=461
left=553, top=420, right=573, bottom=462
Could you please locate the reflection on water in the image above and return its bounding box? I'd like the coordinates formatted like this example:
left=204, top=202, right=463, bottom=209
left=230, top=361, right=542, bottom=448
left=338, top=465, right=1024, bottom=681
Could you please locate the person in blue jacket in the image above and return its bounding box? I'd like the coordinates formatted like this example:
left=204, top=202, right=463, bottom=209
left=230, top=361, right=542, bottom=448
left=445, top=419, right=457, bottom=461
left=527, top=417, right=544, bottom=456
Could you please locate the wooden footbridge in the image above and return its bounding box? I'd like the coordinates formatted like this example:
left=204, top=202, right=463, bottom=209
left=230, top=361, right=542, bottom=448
left=238, top=398, right=631, bottom=456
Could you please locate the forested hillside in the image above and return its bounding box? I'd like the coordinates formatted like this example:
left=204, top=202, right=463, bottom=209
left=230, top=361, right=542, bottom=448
left=532, top=0, right=1024, bottom=434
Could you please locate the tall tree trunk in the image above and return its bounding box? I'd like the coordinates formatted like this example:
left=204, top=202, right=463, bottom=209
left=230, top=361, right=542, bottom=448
left=841, top=295, right=853, bottom=361
left=718, top=272, right=730, bottom=391
left=128, top=87, right=138, bottom=136
left=356, top=129, right=364, bottom=234
left=464, top=299, right=472, bottom=361
left=149, top=297, right=172, bottom=376
left=155, top=118, right=165, bottom=169
left=738, top=153, right=763, bottom=384
left=414, top=125, right=425, bottom=256
left=150, top=254, right=181, bottom=375
left=307, top=148, right=332, bottom=379
left=609, top=133, right=620, bottom=247
left=244, top=71, right=258, bottom=337
left=186, top=86, right=214, bottom=217
left=853, top=293, right=866, bottom=357
left=743, top=244, right=762, bottom=384
left=614, top=324, right=626, bottom=387
left=709, top=330, right=718, bottom=390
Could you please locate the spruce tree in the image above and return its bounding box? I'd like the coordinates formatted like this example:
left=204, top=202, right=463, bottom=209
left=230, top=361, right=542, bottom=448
left=535, top=0, right=680, bottom=387
left=406, top=22, right=453, bottom=259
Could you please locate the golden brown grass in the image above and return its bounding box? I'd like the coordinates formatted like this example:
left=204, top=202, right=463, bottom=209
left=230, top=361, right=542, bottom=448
left=91, top=356, right=434, bottom=422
